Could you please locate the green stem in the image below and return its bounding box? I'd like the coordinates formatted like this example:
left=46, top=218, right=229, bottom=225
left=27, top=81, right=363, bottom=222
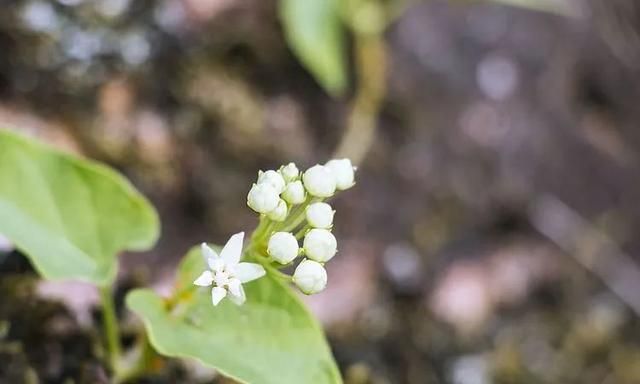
left=114, top=333, right=155, bottom=384
left=279, top=199, right=318, bottom=233
left=294, top=224, right=310, bottom=240
left=250, top=251, right=292, bottom=281
left=100, top=285, right=122, bottom=371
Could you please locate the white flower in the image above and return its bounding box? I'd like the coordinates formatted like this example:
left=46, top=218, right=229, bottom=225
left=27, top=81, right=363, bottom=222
left=305, top=202, right=334, bottom=229
left=282, top=180, right=306, bottom=205
left=303, top=228, right=337, bottom=262
left=267, top=199, right=288, bottom=222
left=267, top=232, right=299, bottom=264
left=302, top=165, right=336, bottom=198
left=193, top=232, right=266, bottom=306
left=293, top=259, right=327, bottom=294
left=257, top=170, right=286, bottom=194
left=247, top=183, right=280, bottom=214
left=325, top=158, right=355, bottom=190
left=279, top=162, right=299, bottom=182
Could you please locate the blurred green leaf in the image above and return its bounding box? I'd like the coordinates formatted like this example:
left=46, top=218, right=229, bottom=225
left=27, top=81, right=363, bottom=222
left=280, top=0, right=347, bottom=96
left=127, top=247, right=342, bottom=384
left=0, top=129, right=159, bottom=285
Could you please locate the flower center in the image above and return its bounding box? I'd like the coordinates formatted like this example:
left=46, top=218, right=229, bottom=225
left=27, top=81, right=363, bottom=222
left=213, top=270, right=231, bottom=287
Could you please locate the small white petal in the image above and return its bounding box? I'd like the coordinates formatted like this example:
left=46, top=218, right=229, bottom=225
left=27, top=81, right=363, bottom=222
left=211, top=286, right=227, bottom=306
left=219, top=232, right=244, bottom=266
left=201, top=243, right=218, bottom=262
left=235, top=262, right=266, bottom=283
left=193, top=270, right=214, bottom=286
left=227, top=278, right=243, bottom=297
left=228, top=284, right=246, bottom=305
left=208, top=257, right=225, bottom=273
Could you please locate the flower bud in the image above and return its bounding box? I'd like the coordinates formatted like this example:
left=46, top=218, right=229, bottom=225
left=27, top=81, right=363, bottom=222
left=305, top=202, right=334, bottom=229
left=267, top=232, right=299, bottom=264
left=302, top=165, right=336, bottom=197
left=279, top=162, right=299, bottom=182
left=303, top=228, right=337, bottom=262
left=325, top=158, right=355, bottom=190
left=293, top=259, right=327, bottom=294
left=247, top=183, right=279, bottom=214
left=257, top=170, right=286, bottom=194
left=267, top=199, right=288, bottom=222
left=282, top=180, right=306, bottom=205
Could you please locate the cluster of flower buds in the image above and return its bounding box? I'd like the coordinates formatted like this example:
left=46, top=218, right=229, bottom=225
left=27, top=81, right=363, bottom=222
left=195, top=159, right=355, bottom=307
left=248, top=159, right=356, bottom=295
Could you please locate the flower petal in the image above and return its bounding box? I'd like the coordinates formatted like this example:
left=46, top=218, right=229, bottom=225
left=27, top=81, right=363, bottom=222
left=211, top=286, right=227, bottom=306
left=235, top=262, right=266, bottom=283
left=227, top=278, right=242, bottom=297
left=193, top=271, right=214, bottom=287
left=201, top=243, right=218, bottom=263
left=208, top=257, right=225, bottom=273
left=219, top=232, right=244, bottom=266
left=227, top=284, right=246, bottom=306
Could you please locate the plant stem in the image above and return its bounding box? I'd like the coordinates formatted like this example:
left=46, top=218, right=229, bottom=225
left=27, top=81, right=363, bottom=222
left=100, top=285, right=122, bottom=371
left=334, top=0, right=387, bottom=166
left=114, top=333, right=156, bottom=384
left=294, top=224, right=310, bottom=240
left=279, top=198, right=318, bottom=233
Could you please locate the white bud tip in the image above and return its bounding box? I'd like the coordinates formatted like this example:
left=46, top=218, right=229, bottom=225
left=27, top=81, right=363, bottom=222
left=267, top=199, right=289, bottom=222
left=293, top=259, right=327, bottom=294
left=305, top=202, right=335, bottom=229
left=257, top=170, right=286, bottom=194
left=302, top=165, right=336, bottom=198
left=282, top=180, right=306, bottom=205
left=279, top=162, right=300, bottom=182
left=303, top=228, right=337, bottom=263
left=267, top=232, right=300, bottom=264
left=325, top=159, right=355, bottom=190
left=247, top=183, right=280, bottom=214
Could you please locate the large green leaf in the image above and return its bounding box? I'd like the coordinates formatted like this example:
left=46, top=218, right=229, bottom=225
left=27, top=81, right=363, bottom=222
left=126, top=247, right=342, bottom=384
left=0, top=129, right=159, bottom=285
left=279, top=0, right=347, bottom=96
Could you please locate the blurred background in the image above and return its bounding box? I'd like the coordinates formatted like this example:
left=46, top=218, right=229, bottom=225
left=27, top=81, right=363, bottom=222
left=2, top=0, right=640, bottom=383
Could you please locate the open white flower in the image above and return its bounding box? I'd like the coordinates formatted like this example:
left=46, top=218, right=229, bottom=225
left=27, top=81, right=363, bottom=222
left=193, top=232, right=266, bottom=306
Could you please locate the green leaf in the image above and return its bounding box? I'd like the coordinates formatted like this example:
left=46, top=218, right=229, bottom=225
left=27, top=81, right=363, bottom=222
left=126, top=247, right=342, bottom=384
left=280, top=0, right=347, bottom=96
left=0, top=129, right=160, bottom=285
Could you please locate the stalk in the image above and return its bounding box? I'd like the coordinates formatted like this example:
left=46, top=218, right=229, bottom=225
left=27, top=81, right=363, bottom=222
left=100, top=285, right=122, bottom=371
